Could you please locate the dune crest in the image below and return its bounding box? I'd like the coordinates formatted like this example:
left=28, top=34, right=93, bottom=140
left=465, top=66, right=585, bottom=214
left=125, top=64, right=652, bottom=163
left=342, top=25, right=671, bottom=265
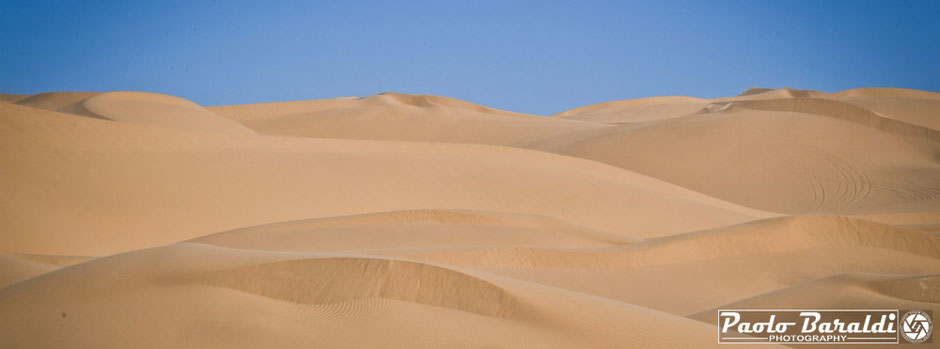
left=737, top=87, right=775, bottom=96
left=714, top=97, right=940, bottom=140
left=825, top=87, right=940, bottom=131
left=76, top=91, right=257, bottom=134
left=532, top=95, right=940, bottom=213
left=13, top=91, right=100, bottom=110
left=386, top=215, right=940, bottom=270
left=209, top=92, right=605, bottom=145
left=192, top=209, right=632, bottom=253
left=555, top=96, right=709, bottom=124
left=363, top=92, right=534, bottom=117
left=721, top=87, right=825, bottom=100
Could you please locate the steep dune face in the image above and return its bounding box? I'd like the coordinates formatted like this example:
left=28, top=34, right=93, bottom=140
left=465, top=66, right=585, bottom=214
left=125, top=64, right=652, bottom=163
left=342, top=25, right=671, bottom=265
left=2, top=87, right=938, bottom=348
left=725, top=97, right=940, bottom=140
left=737, top=87, right=776, bottom=96
left=825, top=87, right=940, bottom=131
left=208, top=92, right=605, bottom=145
left=850, top=210, right=940, bottom=234
left=718, top=87, right=826, bottom=100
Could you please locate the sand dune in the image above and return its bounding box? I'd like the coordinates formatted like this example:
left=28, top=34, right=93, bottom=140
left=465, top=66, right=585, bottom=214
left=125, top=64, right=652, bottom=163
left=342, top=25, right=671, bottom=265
left=531, top=92, right=940, bottom=214
left=447, top=216, right=940, bottom=315
left=208, top=92, right=605, bottom=145
left=190, top=213, right=940, bottom=317
left=0, top=101, right=767, bottom=255
left=554, top=96, right=709, bottom=124
left=71, top=91, right=256, bottom=134
left=1, top=87, right=937, bottom=348
left=0, top=243, right=743, bottom=348
left=192, top=209, right=633, bottom=252
left=388, top=216, right=939, bottom=268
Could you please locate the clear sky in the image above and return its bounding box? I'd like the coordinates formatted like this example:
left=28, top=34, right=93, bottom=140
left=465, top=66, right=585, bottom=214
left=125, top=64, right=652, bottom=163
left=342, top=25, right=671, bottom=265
left=2, top=0, right=938, bottom=115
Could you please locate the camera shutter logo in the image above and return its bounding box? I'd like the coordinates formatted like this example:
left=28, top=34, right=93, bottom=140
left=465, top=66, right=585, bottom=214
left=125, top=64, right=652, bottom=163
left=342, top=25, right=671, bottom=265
left=900, top=310, right=932, bottom=344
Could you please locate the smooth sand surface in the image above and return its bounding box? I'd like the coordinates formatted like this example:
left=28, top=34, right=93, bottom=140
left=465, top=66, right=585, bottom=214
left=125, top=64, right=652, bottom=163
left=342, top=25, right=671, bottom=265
left=1, top=87, right=937, bottom=348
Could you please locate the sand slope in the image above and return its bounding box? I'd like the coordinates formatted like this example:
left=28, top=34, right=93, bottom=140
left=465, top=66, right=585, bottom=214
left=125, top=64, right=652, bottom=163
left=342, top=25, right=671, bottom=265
left=191, top=209, right=635, bottom=252
left=379, top=216, right=940, bottom=314
left=532, top=91, right=940, bottom=214
left=0, top=243, right=744, bottom=348
left=1, top=87, right=937, bottom=348
left=0, top=101, right=767, bottom=255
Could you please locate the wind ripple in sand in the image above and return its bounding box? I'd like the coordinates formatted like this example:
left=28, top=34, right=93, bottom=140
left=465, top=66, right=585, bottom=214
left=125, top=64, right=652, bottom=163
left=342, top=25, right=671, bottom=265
left=194, top=256, right=518, bottom=318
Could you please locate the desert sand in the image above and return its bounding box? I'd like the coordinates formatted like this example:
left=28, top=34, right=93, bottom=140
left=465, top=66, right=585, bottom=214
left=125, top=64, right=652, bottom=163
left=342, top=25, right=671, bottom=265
left=1, top=87, right=938, bottom=348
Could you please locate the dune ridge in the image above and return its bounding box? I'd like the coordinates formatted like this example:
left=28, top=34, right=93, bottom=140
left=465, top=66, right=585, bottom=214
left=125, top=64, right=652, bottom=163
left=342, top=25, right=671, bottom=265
left=207, top=92, right=606, bottom=145
left=554, top=96, right=709, bottom=124
left=192, top=209, right=633, bottom=253
left=14, top=91, right=100, bottom=110
left=382, top=215, right=940, bottom=270
left=713, top=97, right=940, bottom=141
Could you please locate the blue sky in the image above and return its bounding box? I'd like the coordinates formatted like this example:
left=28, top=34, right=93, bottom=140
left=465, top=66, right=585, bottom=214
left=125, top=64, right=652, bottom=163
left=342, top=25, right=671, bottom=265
left=1, top=0, right=938, bottom=115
